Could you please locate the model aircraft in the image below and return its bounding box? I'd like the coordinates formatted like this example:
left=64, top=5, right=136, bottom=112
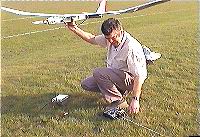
left=1, top=0, right=170, bottom=25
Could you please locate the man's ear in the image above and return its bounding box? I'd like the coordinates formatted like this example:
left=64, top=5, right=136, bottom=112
left=120, top=26, right=123, bottom=31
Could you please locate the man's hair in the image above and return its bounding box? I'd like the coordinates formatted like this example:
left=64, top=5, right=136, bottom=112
left=101, top=18, right=122, bottom=36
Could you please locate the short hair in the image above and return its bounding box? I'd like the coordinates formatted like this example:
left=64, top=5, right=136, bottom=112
left=101, top=18, right=122, bottom=36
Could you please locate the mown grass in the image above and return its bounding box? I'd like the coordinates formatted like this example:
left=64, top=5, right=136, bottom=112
left=1, top=1, right=199, bottom=137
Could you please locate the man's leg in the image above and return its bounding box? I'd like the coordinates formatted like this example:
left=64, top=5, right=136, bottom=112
left=81, top=76, right=101, bottom=92
left=93, top=67, right=132, bottom=103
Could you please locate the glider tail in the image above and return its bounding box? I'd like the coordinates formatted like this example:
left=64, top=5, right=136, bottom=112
left=96, top=0, right=107, bottom=14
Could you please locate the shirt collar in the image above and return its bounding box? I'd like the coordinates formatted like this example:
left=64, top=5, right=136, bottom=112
left=114, top=31, right=127, bottom=50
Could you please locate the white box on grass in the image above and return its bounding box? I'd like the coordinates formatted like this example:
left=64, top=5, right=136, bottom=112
left=52, top=94, right=69, bottom=106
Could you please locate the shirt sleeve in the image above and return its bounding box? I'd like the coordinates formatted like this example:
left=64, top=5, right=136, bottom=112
left=127, top=49, right=147, bottom=81
left=95, top=35, right=108, bottom=48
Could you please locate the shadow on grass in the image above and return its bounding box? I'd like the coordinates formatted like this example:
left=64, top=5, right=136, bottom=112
left=1, top=92, right=111, bottom=136
left=1, top=91, right=105, bottom=118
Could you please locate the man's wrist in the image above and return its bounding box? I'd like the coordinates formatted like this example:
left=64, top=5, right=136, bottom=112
left=71, top=25, right=78, bottom=31
left=132, top=96, right=139, bottom=101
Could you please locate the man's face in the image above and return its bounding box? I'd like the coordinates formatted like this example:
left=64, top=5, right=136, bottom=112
left=104, top=29, right=123, bottom=46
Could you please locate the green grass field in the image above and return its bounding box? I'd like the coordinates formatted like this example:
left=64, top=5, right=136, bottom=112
left=1, top=1, right=199, bottom=137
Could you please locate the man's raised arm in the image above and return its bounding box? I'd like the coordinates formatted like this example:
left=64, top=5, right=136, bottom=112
left=66, top=22, right=97, bottom=45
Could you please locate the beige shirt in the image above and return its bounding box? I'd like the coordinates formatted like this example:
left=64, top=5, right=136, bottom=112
left=95, top=31, right=147, bottom=80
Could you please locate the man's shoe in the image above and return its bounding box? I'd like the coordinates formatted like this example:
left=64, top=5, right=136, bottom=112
left=105, top=98, right=129, bottom=111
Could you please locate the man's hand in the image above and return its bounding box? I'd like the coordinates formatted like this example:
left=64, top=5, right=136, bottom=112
left=128, top=98, right=140, bottom=114
left=124, top=72, right=133, bottom=86
left=65, top=21, right=77, bottom=31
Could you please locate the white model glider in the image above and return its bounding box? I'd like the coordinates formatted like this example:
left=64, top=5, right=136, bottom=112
left=1, top=0, right=170, bottom=25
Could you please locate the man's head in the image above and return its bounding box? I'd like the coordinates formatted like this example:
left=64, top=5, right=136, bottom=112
left=101, top=18, right=123, bottom=46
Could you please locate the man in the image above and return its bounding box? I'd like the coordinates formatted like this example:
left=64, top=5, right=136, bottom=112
left=66, top=18, right=148, bottom=114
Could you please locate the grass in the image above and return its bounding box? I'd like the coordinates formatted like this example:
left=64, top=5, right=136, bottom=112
left=1, top=1, right=199, bottom=137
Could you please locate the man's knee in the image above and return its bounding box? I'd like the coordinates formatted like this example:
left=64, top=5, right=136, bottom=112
left=80, top=76, right=100, bottom=92
left=93, top=68, right=106, bottom=79
left=81, top=80, right=90, bottom=91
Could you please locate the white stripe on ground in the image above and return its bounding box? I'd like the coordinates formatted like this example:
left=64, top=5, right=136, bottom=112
left=2, top=16, right=36, bottom=22
left=1, top=9, right=193, bottom=39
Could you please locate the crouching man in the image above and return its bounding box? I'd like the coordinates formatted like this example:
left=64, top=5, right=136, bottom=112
left=66, top=18, right=148, bottom=114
